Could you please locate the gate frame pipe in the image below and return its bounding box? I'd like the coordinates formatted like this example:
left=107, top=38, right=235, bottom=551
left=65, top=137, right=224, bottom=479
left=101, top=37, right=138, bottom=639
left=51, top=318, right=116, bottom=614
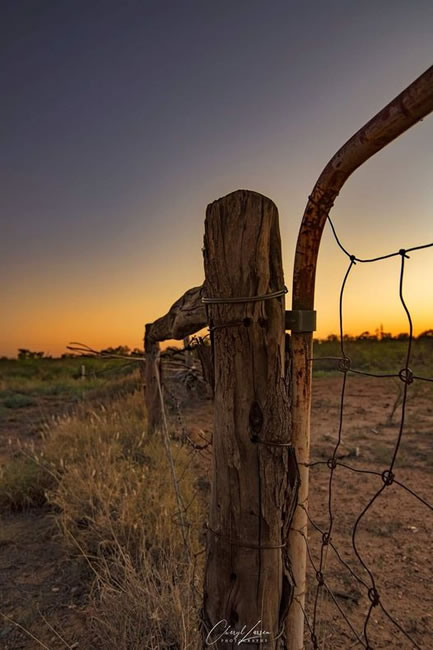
left=287, top=65, right=433, bottom=649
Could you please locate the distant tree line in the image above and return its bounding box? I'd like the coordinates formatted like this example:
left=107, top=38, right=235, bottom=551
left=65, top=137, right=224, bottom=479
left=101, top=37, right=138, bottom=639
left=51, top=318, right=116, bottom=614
left=321, top=329, right=433, bottom=343
left=16, top=345, right=144, bottom=360
left=13, top=331, right=433, bottom=360
left=18, top=348, right=51, bottom=359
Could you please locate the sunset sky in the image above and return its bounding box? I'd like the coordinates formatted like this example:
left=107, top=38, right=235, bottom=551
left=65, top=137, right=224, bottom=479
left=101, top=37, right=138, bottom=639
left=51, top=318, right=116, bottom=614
left=2, top=1, right=433, bottom=357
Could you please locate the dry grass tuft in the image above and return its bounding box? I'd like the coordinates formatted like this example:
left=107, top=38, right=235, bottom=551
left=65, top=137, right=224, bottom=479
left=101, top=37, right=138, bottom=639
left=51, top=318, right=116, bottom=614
left=38, top=388, right=204, bottom=649
left=87, top=538, right=201, bottom=649
left=0, top=455, right=54, bottom=510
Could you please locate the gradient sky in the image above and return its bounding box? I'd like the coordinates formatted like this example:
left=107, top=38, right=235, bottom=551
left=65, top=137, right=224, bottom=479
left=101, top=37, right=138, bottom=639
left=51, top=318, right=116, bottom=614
left=1, top=0, right=433, bottom=357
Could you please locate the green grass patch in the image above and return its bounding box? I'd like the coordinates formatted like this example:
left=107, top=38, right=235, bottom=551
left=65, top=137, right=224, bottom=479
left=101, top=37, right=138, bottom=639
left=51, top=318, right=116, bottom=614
left=313, top=338, right=433, bottom=376
left=0, top=357, right=141, bottom=419
left=2, top=393, right=36, bottom=409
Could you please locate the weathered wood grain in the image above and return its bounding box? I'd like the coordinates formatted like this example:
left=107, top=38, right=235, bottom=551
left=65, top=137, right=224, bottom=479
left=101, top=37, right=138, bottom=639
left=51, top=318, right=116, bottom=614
left=146, top=286, right=207, bottom=343
left=202, top=190, right=297, bottom=648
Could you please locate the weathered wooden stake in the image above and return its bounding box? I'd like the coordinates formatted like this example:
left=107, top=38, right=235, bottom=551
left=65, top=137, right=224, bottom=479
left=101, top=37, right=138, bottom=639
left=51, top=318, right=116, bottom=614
left=183, top=335, right=193, bottom=367
left=202, top=190, right=298, bottom=648
left=144, top=323, right=163, bottom=434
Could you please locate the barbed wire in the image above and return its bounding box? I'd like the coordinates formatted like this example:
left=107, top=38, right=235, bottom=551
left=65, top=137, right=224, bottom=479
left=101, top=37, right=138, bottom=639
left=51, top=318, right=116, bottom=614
left=67, top=342, right=147, bottom=361
left=67, top=335, right=207, bottom=362
left=92, top=359, right=137, bottom=376
left=298, top=214, right=433, bottom=649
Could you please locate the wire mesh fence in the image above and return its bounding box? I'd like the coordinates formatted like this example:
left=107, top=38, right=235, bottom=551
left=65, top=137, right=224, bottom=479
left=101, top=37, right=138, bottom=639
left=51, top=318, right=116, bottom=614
left=68, top=214, right=433, bottom=647
left=298, top=215, right=433, bottom=649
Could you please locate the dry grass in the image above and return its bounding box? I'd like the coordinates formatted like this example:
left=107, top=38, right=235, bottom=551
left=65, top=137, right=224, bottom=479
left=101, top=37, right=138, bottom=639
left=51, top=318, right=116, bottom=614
left=16, top=386, right=205, bottom=649
left=0, top=455, right=54, bottom=510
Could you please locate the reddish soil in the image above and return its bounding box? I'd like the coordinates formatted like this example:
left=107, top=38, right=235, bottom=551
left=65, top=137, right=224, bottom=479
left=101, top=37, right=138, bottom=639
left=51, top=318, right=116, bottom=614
left=305, top=376, right=433, bottom=649
left=180, top=374, right=433, bottom=649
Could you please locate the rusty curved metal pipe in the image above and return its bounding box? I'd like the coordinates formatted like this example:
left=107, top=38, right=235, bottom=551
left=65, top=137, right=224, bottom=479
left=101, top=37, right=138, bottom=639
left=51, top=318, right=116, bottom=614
left=293, top=64, right=433, bottom=310
left=287, top=65, right=433, bottom=650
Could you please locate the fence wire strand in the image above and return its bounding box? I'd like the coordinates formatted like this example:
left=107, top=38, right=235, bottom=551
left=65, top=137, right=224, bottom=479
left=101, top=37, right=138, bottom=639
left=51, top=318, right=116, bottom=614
left=299, top=214, right=433, bottom=649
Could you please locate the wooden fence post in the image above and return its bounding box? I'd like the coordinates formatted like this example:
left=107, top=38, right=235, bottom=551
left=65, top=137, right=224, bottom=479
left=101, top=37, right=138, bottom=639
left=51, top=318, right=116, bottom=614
left=144, top=323, right=163, bottom=434
left=202, top=190, right=298, bottom=648
left=183, top=335, right=193, bottom=367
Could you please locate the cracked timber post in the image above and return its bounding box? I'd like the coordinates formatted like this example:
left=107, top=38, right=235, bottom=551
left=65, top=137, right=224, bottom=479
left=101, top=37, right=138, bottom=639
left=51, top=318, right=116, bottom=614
left=202, top=189, right=299, bottom=649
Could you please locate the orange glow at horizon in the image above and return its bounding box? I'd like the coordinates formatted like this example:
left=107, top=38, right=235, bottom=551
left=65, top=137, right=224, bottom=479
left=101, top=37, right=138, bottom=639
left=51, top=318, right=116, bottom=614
left=2, top=239, right=432, bottom=358
left=3, top=181, right=433, bottom=359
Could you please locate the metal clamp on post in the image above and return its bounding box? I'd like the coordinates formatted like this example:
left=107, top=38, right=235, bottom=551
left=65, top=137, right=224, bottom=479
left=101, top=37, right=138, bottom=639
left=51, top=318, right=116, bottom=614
left=285, top=309, right=317, bottom=332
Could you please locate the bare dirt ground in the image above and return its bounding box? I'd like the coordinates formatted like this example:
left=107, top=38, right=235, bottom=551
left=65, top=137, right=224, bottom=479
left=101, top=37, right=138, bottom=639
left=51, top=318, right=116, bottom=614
left=0, top=375, right=432, bottom=649
left=179, top=374, right=433, bottom=649
left=304, top=376, right=433, bottom=649
left=0, top=401, right=94, bottom=649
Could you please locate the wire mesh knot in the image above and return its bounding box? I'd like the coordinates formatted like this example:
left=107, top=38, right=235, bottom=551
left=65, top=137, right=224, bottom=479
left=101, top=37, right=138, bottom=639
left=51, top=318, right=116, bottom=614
left=398, top=367, right=414, bottom=384
left=368, top=588, right=380, bottom=607
left=349, top=254, right=357, bottom=264
left=338, top=356, right=351, bottom=372
left=327, top=458, right=337, bottom=470
left=381, top=469, right=395, bottom=486
left=399, top=248, right=410, bottom=259
left=322, top=532, right=330, bottom=545
left=311, top=633, right=319, bottom=649
left=316, top=571, right=325, bottom=586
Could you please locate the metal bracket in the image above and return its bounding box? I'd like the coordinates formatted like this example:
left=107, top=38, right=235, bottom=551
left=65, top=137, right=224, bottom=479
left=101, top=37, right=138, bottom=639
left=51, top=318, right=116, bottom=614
left=285, top=310, right=317, bottom=332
